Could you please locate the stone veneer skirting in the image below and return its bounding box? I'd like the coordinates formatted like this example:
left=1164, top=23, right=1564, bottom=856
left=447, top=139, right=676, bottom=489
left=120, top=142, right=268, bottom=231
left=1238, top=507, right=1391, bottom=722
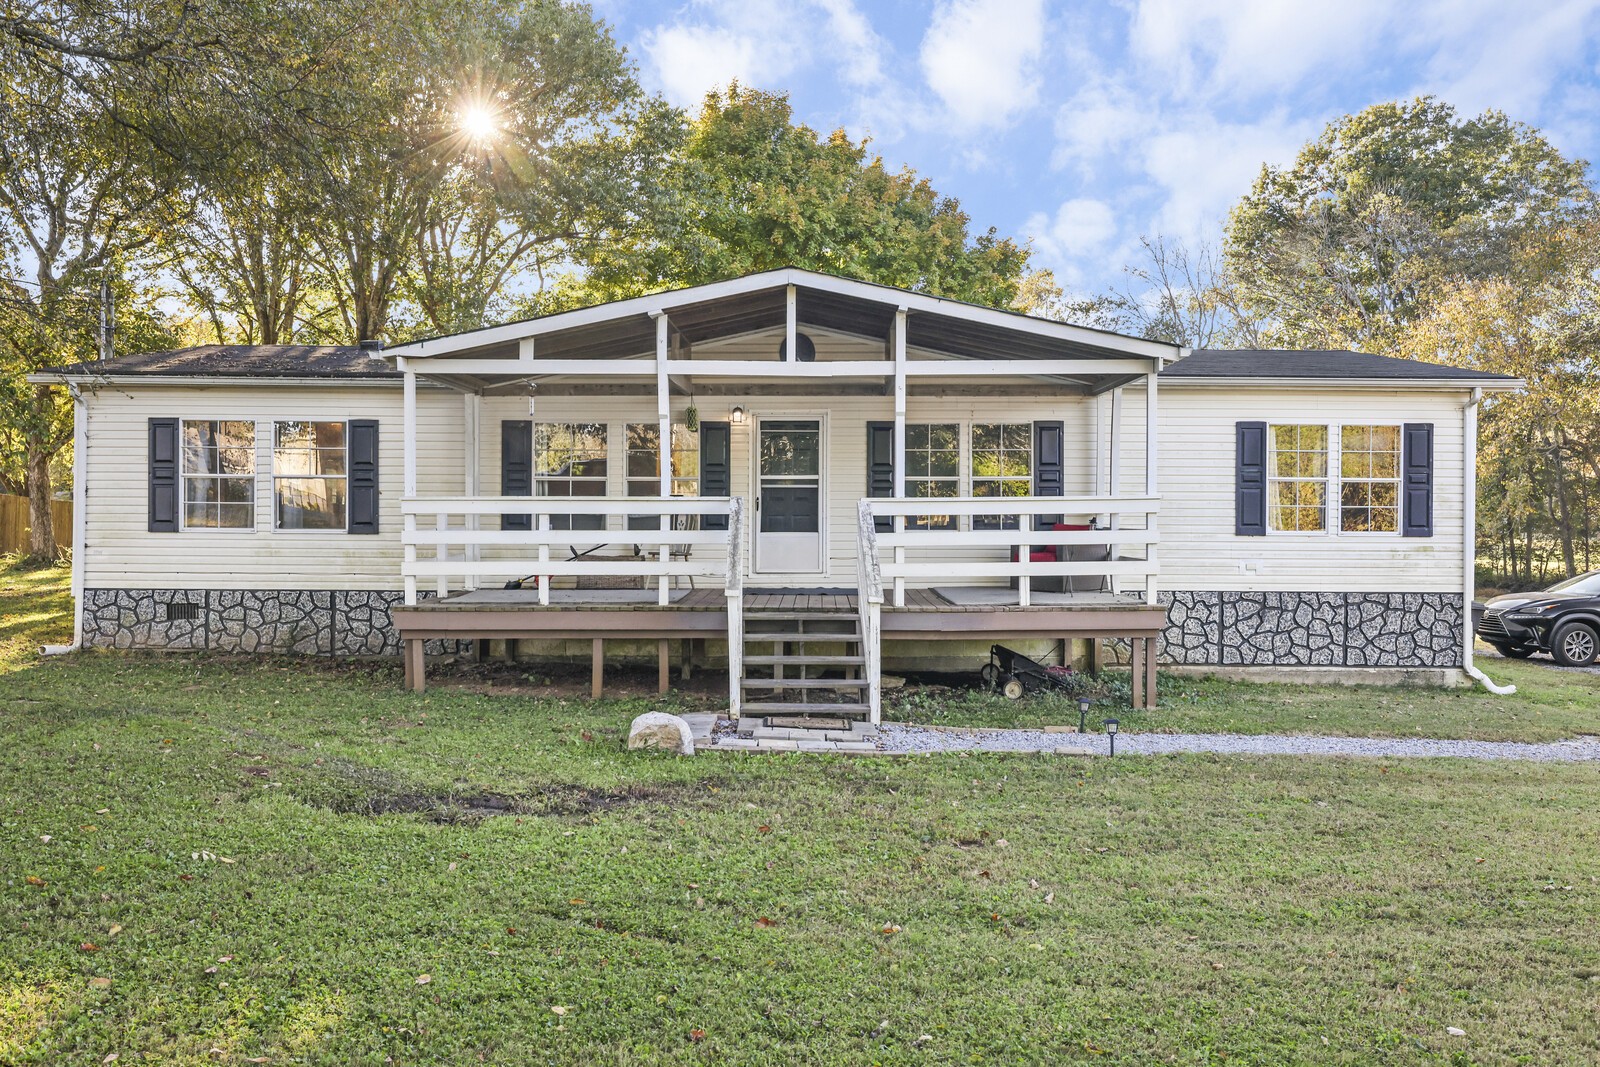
left=1158, top=590, right=1463, bottom=668
left=80, top=589, right=464, bottom=657
left=84, top=587, right=1463, bottom=669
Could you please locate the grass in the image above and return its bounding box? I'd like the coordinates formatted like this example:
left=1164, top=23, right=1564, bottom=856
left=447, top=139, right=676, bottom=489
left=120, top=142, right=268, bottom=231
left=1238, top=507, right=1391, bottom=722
left=2, top=559, right=1598, bottom=1064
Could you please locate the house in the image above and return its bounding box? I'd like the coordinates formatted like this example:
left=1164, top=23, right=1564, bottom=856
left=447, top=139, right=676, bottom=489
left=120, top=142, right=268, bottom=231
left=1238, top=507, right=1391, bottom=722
left=32, top=269, right=1522, bottom=725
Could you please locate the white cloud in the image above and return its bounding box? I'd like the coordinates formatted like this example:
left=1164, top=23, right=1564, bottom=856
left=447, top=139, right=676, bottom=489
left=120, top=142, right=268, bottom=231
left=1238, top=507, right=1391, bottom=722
left=1024, top=197, right=1118, bottom=269
left=639, top=0, right=889, bottom=108
left=919, top=0, right=1048, bottom=131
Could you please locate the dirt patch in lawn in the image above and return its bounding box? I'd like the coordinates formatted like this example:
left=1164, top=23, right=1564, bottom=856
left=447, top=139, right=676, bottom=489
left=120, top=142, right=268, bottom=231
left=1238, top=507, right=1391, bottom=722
left=300, top=760, right=704, bottom=825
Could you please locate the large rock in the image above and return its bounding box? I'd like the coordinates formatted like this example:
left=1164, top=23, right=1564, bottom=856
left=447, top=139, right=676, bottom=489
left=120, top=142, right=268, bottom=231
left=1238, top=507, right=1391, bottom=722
left=627, top=712, right=695, bottom=756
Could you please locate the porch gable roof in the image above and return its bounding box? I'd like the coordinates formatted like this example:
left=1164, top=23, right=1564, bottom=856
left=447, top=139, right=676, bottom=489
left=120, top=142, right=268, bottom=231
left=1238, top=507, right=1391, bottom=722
left=383, top=268, right=1182, bottom=367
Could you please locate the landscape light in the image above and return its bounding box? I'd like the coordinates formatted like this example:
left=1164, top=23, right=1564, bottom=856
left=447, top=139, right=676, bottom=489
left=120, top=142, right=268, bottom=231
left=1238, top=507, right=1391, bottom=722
left=1077, top=695, right=1091, bottom=733
left=1104, top=718, right=1119, bottom=757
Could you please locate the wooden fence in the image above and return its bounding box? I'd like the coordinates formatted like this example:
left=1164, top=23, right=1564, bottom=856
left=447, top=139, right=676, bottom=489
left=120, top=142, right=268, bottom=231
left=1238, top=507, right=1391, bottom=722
left=0, top=494, right=72, bottom=556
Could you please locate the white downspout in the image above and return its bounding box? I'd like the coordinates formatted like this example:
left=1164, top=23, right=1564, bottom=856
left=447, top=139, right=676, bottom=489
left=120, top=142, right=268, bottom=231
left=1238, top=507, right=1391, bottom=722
left=1461, top=387, right=1514, bottom=694
left=43, top=382, right=87, bottom=655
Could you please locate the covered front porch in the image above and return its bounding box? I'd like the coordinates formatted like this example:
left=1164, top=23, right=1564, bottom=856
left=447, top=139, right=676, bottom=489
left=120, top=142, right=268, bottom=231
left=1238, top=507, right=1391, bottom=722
left=384, top=269, right=1175, bottom=722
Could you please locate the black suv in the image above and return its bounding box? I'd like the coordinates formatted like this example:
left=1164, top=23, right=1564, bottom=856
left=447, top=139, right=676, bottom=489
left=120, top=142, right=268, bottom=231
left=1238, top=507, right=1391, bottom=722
left=1478, top=571, right=1600, bottom=666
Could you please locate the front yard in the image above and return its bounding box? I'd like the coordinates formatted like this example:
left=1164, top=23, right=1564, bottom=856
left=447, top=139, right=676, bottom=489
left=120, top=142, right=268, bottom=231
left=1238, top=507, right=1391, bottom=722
left=2, top=559, right=1598, bottom=1064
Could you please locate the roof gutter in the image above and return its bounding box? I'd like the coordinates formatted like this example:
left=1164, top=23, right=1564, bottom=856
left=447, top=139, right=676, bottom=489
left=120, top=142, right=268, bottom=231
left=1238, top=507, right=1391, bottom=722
left=26, top=372, right=404, bottom=388
left=1460, top=386, right=1514, bottom=695
left=1160, top=376, right=1525, bottom=392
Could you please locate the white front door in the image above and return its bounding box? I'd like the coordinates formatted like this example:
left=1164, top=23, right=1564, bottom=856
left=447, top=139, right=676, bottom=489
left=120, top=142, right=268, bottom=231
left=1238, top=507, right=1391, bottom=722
left=755, top=417, right=825, bottom=574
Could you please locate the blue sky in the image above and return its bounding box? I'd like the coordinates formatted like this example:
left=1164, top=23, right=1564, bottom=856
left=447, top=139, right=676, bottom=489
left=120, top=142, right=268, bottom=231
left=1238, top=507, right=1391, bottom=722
left=593, top=0, right=1600, bottom=297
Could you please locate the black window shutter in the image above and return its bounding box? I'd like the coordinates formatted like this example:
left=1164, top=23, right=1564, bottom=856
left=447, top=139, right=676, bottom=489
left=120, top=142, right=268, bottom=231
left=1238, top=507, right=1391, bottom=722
left=1402, top=422, right=1434, bottom=537
left=346, top=419, right=380, bottom=534
left=699, top=421, right=730, bottom=531
left=148, top=417, right=180, bottom=532
left=500, top=420, right=533, bottom=531
left=1236, top=421, right=1267, bottom=536
left=866, top=421, right=895, bottom=532
left=1033, top=421, right=1064, bottom=530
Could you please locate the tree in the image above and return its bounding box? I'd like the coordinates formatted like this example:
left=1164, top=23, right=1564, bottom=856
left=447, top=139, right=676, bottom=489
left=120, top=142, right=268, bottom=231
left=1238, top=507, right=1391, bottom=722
left=556, top=85, right=1029, bottom=310
left=1398, top=219, right=1600, bottom=583
left=0, top=54, right=181, bottom=559
left=298, top=0, right=652, bottom=342
left=1225, top=97, right=1592, bottom=351
left=1016, top=238, right=1258, bottom=348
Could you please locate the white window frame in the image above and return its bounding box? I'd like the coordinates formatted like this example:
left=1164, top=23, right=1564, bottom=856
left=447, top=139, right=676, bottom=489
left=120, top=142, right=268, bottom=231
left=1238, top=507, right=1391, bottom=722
left=271, top=420, right=352, bottom=534
left=624, top=422, right=700, bottom=499
left=903, top=421, right=962, bottom=531
left=179, top=419, right=258, bottom=533
left=1336, top=423, right=1403, bottom=536
left=1264, top=421, right=1406, bottom=538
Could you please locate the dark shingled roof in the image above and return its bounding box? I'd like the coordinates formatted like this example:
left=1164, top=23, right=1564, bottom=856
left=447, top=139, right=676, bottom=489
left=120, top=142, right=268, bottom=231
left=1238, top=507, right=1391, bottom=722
left=42, top=345, right=399, bottom=379
left=1163, top=348, right=1518, bottom=382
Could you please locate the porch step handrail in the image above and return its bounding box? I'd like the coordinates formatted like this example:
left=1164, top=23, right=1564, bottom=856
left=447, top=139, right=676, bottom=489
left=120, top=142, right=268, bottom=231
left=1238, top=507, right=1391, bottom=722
left=401, top=495, right=736, bottom=607
left=855, top=500, right=884, bottom=723
left=863, top=495, right=1160, bottom=608
left=726, top=497, right=744, bottom=719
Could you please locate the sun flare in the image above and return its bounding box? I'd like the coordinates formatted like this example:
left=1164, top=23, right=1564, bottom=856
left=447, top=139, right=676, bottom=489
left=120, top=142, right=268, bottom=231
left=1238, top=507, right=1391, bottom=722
left=459, top=105, right=499, bottom=142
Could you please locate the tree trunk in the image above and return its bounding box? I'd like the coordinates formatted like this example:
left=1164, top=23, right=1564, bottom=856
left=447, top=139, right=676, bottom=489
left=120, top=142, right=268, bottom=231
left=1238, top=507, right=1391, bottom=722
left=1551, top=434, right=1577, bottom=578
left=25, top=445, right=56, bottom=561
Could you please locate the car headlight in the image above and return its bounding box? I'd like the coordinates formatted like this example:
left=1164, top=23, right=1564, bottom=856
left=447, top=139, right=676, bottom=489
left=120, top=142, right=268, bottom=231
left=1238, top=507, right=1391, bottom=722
left=1507, top=606, right=1551, bottom=620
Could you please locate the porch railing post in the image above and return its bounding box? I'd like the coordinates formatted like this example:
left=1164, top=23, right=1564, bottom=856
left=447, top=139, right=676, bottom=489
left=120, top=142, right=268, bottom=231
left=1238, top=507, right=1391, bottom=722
left=401, top=359, right=418, bottom=606
left=725, top=497, right=744, bottom=719
left=856, top=500, right=884, bottom=724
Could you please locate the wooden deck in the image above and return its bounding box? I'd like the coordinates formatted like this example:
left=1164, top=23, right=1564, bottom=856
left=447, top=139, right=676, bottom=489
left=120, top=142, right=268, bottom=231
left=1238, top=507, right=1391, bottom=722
left=393, top=586, right=1166, bottom=709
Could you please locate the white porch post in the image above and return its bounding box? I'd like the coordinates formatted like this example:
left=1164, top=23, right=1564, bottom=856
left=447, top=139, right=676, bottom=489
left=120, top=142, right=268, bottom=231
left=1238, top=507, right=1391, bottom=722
left=1108, top=385, right=1123, bottom=594
left=785, top=284, right=797, bottom=365
left=402, top=358, right=418, bottom=606
left=1144, top=368, right=1159, bottom=606
left=463, top=392, right=480, bottom=591
left=892, top=307, right=907, bottom=608
left=654, top=311, right=671, bottom=606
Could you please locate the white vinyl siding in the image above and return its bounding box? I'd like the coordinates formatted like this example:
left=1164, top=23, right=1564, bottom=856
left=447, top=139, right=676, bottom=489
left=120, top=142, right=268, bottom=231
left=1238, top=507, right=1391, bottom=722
left=81, top=384, right=463, bottom=590
left=1155, top=386, right=1466, bottom=593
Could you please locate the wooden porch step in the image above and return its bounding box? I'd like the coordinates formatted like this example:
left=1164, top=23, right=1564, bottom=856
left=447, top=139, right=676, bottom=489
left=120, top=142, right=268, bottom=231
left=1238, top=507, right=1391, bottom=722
left=743, top=654, right=865, bottom=666
left=740, top=677, right=869, bottom=689
left=743, top=701, right=871, bottom=715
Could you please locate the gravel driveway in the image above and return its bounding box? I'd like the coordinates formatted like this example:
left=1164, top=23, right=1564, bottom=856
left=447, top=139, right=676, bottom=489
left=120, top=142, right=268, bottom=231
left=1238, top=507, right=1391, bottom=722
left=879, top=724, right=1600, bottom=762
left=1477, top=647, right=1600, bottom=676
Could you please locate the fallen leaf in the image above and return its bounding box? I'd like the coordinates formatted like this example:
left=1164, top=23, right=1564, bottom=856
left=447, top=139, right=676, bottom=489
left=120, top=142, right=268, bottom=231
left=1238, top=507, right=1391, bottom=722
left=550, top=1005, right=569, bottom=1016
left=1447, top=1026, right=1466, bottom=1037
left=996, top=839, right=1009, bottom=848
left=205, top=966, right=219, bottom=974
left=689, top=1028, right=706, bottom=1042
left=506, top=927, right=517, bottom=935
left=81, top=825, right=97, bottom=832
left=1044, top=892, right=1055, bottom=904
left=108, top=924, right=122, bottom=936
left=447, top=862, right=457, bottom=872
left=1211, top=962, right=1225, bottom=971
left=246, top=1058, right=272, bottom=1064
left=80, top=943, right=99, bottom=953
left=39, top=834, right=51, bottom=843
left=102, top=1055, right=118, bottom=1064
left=757, top=825, right=772, bottom=834
left=24, top=876, right=44, bottom=887
left=218, top=857, right=236, bottom=864
left=96, top=808, right=110, bottom=815
left=217, top=956, right=233, bottom=963
left=1028, top=878, right=1040, bottom=889
left=89, top=977, right=112, bottom=989
left=755, top=916, right=778, bottom=928
left=179, top=875, right=194, bottom=882
left=881, top=924, right=902, bottom=935
left=977, top=869, right=991, bottom=879
left=569, top=898, right=585, bottom=906
left=414, top=974, right=431, bottom=985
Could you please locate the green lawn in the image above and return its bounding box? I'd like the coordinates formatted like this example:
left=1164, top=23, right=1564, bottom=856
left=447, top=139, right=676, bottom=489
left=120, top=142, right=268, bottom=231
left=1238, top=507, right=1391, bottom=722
left=3, top=559, right=1599, bottom=1064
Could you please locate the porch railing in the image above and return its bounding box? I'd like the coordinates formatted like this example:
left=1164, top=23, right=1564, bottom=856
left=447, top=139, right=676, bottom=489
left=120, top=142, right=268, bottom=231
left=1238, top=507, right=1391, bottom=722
left=855, top=500, right=884, bottom=724
left=400, top=496, right=739, bottom=607
left=863, top=495, right=1160, bottom=607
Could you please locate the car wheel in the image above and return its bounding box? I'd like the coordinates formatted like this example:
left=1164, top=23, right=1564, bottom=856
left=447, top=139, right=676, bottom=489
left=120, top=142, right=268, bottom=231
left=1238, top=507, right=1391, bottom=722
left=1489, top=642, right=1536, bottom=659
left=1550, top=621, right=1600, bottom=667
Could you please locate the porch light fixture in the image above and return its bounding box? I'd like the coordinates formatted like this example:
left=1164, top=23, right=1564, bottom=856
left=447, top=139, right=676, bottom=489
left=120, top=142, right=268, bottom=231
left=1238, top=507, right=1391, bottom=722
left=1104, top=718, right=1119, bottom=757
left=730, top=405, right=746, bottom=424
left=1077, top=695, right=1091, bottom=733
